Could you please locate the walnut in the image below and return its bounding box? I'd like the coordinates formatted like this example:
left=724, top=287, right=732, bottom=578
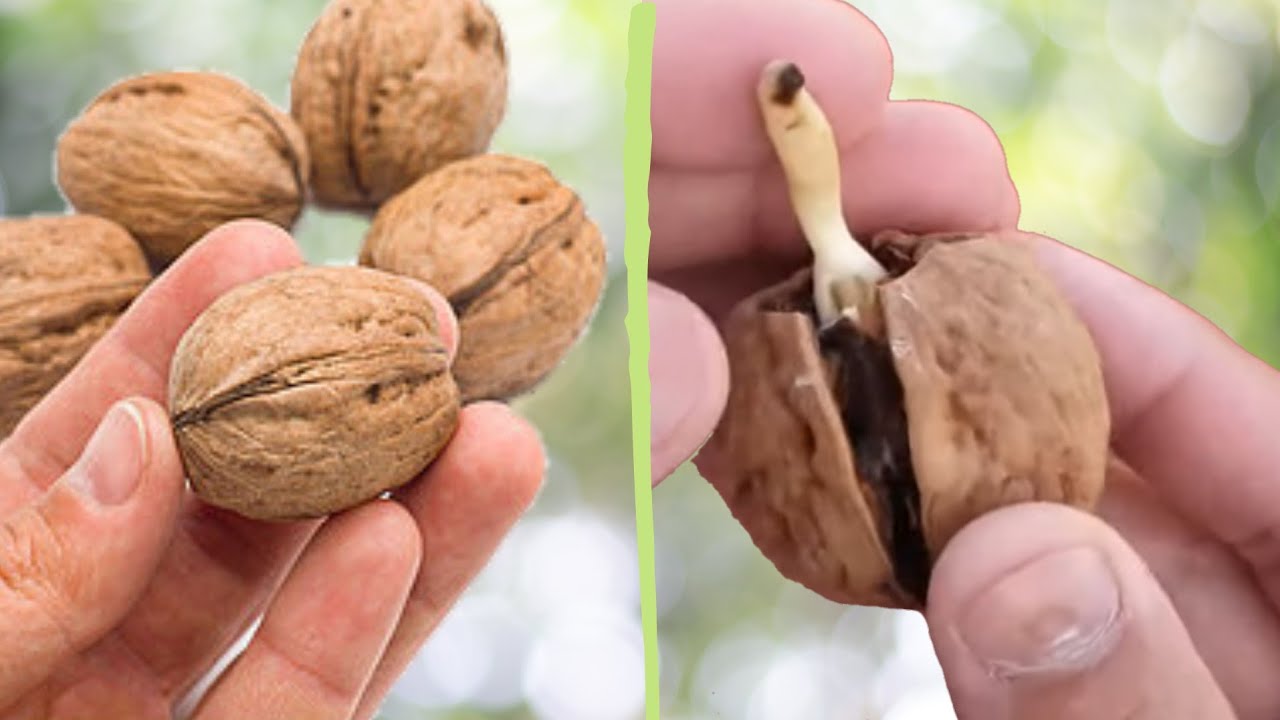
left=168, top=265, right=460, bottom=521
left=704, top=62, right=1110, bottom=609
left=56, top=71, right=310, bottom=267
left=711, top=233, right=1109, bottom=609
left=291, top=0, right=508, bottom=210
left=0, top=215, right=151, bottom=437
left=360, top=154, right=606, bottom=402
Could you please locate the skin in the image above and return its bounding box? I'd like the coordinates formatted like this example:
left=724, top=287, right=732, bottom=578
left=648, top=0, right=1280, bottom=718
left=0, top=220, right=545, bottom=719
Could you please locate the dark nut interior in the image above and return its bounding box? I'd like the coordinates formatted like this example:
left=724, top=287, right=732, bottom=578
left=707, top=231, right=1110, bottom=609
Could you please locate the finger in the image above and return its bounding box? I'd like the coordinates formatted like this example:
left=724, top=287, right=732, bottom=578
left=651, top=0, right=892, bottom=170
left=0, top=398, right=183, bottom=704
left=927, top=503, right=1236, bottom=720
left=192, top=502, right=421, bottom=720
left=1029, top=234, right=1280, bottom=606
left=0, top=219, right=303, bottom=509
left=651, top=101, right=1020, bottom=273
left=0, top=219, right=309, bottom=699
left=399, top=278, right=461, bottom=362
left=1099, top=460, right=1280, bottom=719
left=649, top=282, right=728, bottom=485
left=353, top=403, right=544, bottom=720
left=115, top=502, right=319, bottom=701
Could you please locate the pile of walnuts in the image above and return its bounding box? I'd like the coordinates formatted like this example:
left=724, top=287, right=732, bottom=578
left=1, top=0, right=606, bottom=521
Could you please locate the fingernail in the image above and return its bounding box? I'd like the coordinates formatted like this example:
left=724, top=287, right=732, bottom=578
left=648, top=283, right=728, bottom=484
left=957, top=546, right=1123, bottom=679
left=67, top=401, right=149, bottom=506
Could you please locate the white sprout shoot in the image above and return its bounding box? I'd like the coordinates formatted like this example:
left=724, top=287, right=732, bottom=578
left=756, top=60, right=888, bottom=327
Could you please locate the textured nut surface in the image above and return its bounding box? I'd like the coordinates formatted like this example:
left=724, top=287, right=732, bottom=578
left=882, top=235, right=1109, bottom=555
left=361, top=154, right=606, bottom=402
left=169, top=266, right=460, bottom=521
left=713, top=270, right=908, bottom=608
left=708, top=232, right=1109, bottom=608
left=292, top=0, right=508, bottom=209
left=0, top=216, right=150, bottom=436
left=56, top=71, right=310, bottom=266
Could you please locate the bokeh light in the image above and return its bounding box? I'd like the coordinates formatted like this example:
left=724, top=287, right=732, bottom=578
left=524, top=607, right=645, bottom=720
left=396, top=596, right=532, bottom=711
left=1160, top=28, right=1253, bottom=146
left=514, top=513, right=639, bottom=617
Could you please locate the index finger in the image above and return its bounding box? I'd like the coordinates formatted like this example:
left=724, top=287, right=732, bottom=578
left=1029, top=232, right=1280, bottom=604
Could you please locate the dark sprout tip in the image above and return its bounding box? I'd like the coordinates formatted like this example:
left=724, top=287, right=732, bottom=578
left=772, top=63, right=806, bottom=106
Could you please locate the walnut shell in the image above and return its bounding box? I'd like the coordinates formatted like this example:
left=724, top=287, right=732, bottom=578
left=168, top=265, right=460, bottom=521
left=291, top=0, right=508, bottom=210
left=56, top=72, right=310, bottom=267
left=360, top=154, right=606, bottom=402
left=0, top=215, right=151, bottom=437
left=708, top=232, right=1110, bottom=609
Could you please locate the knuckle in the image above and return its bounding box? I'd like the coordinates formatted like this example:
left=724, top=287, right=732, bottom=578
left=0, top=511, right=77, bottom=648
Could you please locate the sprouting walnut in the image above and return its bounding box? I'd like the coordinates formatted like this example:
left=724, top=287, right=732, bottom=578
left=168, top=265, right=460, bottom=521
left=0, top=215, right=151, bottom=437
left=703, top=62, right=1110, bottom=609
left=711, top=231, right=1109, bottom=609
left=360, top=154, right=606, bottom=402
left=291, top=0, right=508, bottom=210
left=56, top=71, right=310, bottom=267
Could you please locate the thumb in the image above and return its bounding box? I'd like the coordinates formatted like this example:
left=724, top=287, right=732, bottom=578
left=649, top=281, right=729, bottom=485
left=925, top=503, right=1236, bottom=720
left=0, top=398, right=183, bottom=704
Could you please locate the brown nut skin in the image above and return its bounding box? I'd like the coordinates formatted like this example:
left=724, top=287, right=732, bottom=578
left=168, top=266, right=460, bottom=521
left=291, top=0, right=508, bottom=210
left=360, top=154, right=606, bottom=402
left=0, top=215, right=151, bottom=437
left=56, top=72, right=310, bottom=267
left=707, top=232, right=1110, bottom=609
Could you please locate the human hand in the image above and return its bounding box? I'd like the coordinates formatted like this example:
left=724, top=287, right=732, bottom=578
left=647, top=1, right=1278, bottom=717
left=0, top=221, right=544, bottom=719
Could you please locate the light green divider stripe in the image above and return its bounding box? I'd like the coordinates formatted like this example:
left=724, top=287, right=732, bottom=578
left=624, top=3, right=659, bottom=718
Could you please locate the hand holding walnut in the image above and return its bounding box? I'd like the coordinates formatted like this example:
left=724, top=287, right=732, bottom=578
left=0, top=222, right=543, bottom=720
left=647, top=1, right=1274, bottom=718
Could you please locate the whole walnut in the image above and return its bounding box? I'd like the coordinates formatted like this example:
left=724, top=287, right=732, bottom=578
left=168, top=265, right=460, bottom=521
left=360, top=154, right=606, bottom=402
left=708, top=231, right=1110, bottom=609
left=291, top=0, right=508, bottom=210
left=56, top=72, right=310, bottom=267
left=0, top=215, right=151, bottom=436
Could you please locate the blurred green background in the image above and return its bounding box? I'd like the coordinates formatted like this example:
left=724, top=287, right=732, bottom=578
left=0, top=0, right=638, bottom=718
left=654, top=1, right=1280, bottom=719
